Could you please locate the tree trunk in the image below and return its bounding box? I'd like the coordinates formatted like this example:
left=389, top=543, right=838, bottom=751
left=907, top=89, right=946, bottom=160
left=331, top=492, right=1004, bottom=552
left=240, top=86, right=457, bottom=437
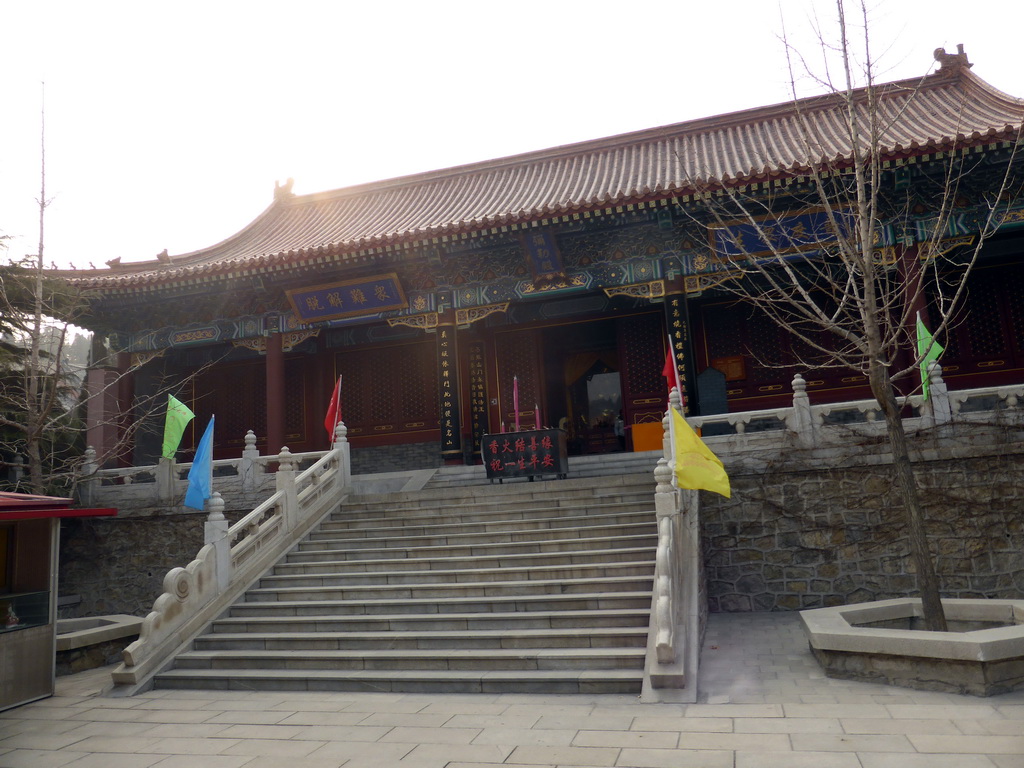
left=873, top=377, right=948, bottom=631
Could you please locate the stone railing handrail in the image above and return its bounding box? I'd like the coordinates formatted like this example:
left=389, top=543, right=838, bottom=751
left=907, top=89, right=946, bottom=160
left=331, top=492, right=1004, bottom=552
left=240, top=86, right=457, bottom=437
left=685, top=366, right=1024, bottom=447
left=638, top=363, right=1024, bottom=698
left=109, top=423, right=351, bottom=692
left=643, top=388, right=701, bottom=701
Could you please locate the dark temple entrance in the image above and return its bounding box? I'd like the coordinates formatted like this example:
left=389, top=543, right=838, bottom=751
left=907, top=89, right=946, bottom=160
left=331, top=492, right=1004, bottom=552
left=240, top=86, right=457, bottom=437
left=535, top=312, right=664, bottom=456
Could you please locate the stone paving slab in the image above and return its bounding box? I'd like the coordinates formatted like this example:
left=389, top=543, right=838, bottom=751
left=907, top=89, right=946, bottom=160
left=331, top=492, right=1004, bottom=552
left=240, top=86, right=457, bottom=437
left=1, top=612, right=1023, bottom=767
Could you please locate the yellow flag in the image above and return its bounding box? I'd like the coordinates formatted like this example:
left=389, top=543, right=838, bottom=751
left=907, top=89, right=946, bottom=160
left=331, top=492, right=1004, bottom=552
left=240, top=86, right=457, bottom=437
left=671, top=408, right=731, bottom=498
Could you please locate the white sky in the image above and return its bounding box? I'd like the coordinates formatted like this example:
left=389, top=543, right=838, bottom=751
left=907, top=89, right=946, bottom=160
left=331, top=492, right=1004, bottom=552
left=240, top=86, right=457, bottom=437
left=2, top=0, right=1022, bottom=270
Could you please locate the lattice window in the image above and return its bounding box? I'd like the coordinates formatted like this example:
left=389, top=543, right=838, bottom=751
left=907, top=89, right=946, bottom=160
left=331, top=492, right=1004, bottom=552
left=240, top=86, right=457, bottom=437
left=746, top=312, right=787, bottom=382
left=341, top=360, right=368, bottom=426
left=619, top=314, right=663, bottom=395
left=193, top=360, right=266, bottom=447
left=495, top=332, right=538, bottom=416
left=284, top=361, right=305, bottom=439
left=368, top=353, right=393, bottom=423
left=702, top=303, right=744, bottom=361
left=1003, top=267, right=1024, bottom=356
left=336, top=342, right=438, bottom=429
left=398, top=343, right=436, bottom=421
left=964, top=272, right=1006, bottom=357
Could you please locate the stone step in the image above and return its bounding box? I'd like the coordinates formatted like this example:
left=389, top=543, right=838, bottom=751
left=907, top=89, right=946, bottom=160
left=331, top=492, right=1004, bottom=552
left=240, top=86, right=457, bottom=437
left=245, top=574, right=654, bottom=603
left=297, top=520, right=656, bottom=552
left=318, top=502, right=653, bottom=533
left=339, top=489, right=654, bottom=516
left=173, top=646, right=645, bottom=672
left=151, top=667, right=645, bottom=694
left=228, top=590, right=652, bottom=618
left=194, top=626, right=648, bottom=651
left=271, top=545, right=656, bottom=576
left=259, top=559, right=654, bottom=588
left=153, top=460, right=661, bottom=697
left=283, top=533, right=658, bottom=563
left=353, top=470, right=655, bottom=504
left=210, top=608, right=651, bottom=634
left=422, top=454, right=661, bottom=489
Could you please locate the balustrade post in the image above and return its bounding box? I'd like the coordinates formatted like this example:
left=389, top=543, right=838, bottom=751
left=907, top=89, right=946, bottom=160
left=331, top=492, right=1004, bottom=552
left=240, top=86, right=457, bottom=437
left=156, top=457, right=175, bottom=506
left=78, top=448, right=96, bottom=505
left=655, top=390, right=677, bottom=518
left=652, top=391, right=682, bottom=668
left=240, top=430, right=260, bottom=493
left=203, top=492, right=231, bottom=591
left=789, top=374, right=816, bottom=447
left=275, top=446, right=298, bottom=531
left=927, top=362, right=952, bottom=426
left=333, top=421, right=351, bottom=490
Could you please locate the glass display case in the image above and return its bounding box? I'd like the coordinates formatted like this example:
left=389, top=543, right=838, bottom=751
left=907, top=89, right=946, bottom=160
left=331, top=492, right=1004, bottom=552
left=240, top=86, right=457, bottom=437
left=0, top=590, right=50, bottom=634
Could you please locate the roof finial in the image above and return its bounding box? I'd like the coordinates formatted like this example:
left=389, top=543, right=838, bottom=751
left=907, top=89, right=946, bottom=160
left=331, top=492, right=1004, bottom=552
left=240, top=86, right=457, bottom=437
left=274, top=178, right=295, bottom=201
left=934, top=44, right=972, bottom=72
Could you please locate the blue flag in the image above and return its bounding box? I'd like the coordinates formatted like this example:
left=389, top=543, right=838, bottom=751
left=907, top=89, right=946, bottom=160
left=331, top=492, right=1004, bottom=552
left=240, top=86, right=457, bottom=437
left=184, top=415, right=215, bottom=510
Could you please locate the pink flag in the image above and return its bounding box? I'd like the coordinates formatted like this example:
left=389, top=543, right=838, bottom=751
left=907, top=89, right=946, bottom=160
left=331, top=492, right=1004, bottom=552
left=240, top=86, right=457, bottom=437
left=513, top=375, right=520, bottom=432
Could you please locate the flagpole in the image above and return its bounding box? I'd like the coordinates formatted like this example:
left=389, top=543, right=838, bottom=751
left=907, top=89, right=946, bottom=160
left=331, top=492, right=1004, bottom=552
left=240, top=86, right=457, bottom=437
left=207, top=414, right=215, bottom=497
left=667, top=387, right=680, bottom=490
left=331, top=374, right=343, bottom=445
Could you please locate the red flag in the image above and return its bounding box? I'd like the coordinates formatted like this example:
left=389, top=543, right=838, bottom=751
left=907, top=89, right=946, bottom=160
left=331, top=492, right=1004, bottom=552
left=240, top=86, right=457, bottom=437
left=324, top=375, right=342, bottom=441
left=662, top=345, right=681, bottom=395
left=663, top=341, right=687, bottom=412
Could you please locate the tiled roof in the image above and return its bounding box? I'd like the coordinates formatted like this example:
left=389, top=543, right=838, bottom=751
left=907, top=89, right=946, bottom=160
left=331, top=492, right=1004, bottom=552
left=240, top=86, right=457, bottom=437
left=71, top=55, right=1024, bottom=292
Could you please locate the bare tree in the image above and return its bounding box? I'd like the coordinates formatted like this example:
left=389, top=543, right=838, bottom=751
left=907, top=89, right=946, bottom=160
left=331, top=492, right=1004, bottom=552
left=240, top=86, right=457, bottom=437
left=0, top=92, right=212, bottom=496
left=0, top=90, right=81, bottom=494
left=685, top=1, right=1024, bottom=630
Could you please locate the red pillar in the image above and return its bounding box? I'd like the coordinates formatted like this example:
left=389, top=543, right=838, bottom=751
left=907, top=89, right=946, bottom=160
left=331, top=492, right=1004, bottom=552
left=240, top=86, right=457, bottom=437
left=116, top=352, right=134, bottom=466
left=265, top=332, right=285, bottom=455
left=897, top=243, right=927, bottom=396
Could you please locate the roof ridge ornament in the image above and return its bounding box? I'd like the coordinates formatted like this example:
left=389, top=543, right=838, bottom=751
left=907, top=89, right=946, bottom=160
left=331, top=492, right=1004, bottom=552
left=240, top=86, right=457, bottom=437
left=274, top=178, right=295, bottom=201
left=934, top=44, right=972, bottom=73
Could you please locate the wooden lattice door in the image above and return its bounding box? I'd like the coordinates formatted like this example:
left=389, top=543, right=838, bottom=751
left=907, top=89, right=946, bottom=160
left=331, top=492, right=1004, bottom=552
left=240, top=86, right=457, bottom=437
left=492, top=330, right=542, bottom=431
left=617, top=313, right=667, bottom=431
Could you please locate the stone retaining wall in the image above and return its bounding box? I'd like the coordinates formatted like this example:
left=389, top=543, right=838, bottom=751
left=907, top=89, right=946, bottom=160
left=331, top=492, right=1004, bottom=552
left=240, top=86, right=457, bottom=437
left=703, top=447, right=1024, bottom=612
left=58, top=431, right=1024, bottom=619
left=60, top=512, right=213, bottom=617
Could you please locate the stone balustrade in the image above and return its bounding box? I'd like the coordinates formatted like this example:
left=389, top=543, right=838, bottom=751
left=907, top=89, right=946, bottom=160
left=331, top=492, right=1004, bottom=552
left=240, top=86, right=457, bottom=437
left=73, top=364, right=1024, bottom=513
left=643, top=388, right=703, bottom=701
left=78, top=428, right=348, bottom=511
left=108, top=423, right=351, bottom=691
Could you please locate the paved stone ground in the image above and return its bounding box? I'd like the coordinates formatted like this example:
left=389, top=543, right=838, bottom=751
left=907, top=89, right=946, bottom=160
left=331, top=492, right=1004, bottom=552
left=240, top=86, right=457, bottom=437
left=2, top=612, right=1022, bottom=768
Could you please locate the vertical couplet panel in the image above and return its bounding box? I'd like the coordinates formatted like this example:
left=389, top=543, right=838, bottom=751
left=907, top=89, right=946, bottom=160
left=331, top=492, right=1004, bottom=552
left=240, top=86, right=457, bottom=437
left=437, top=324, right=462, bottom=462
left=466, top=338, right=488, bottom=461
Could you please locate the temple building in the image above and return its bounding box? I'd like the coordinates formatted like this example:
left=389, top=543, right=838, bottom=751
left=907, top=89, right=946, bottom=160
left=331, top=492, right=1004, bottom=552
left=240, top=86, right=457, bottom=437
left=72, top=48, right=1024, bottom=473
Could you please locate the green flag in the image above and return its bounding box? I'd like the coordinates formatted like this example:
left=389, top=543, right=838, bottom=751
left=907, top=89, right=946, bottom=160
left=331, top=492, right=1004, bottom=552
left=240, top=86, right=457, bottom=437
left=916, top=313, right=944, bottom=401
left=162, top=394, right=195, bottom=459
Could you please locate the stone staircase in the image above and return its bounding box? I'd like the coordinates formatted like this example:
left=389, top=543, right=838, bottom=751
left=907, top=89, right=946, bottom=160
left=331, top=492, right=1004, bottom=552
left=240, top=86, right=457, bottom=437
left=152, top=466, right=659, bottom=694
left=422, top=449, right=662, bottom=489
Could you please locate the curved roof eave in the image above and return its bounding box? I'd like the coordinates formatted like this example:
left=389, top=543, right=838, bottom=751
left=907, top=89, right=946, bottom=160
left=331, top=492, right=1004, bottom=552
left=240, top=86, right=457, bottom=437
left=68, top=59, right=1024, bottom=294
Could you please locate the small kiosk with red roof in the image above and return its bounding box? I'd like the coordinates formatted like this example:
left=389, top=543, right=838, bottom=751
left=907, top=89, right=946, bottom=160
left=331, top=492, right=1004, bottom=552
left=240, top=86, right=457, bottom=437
left=0, top=493, right=115, bottom=711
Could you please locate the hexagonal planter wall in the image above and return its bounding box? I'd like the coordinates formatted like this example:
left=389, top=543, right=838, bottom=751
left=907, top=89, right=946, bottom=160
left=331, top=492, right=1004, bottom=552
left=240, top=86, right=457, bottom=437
left=800, top=598, right=1024, bottom=696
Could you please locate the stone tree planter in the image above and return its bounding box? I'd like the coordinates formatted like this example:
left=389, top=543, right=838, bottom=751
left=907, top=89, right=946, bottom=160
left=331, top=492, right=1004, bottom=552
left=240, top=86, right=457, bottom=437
left=800, top=598, right=1024, bottom=696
